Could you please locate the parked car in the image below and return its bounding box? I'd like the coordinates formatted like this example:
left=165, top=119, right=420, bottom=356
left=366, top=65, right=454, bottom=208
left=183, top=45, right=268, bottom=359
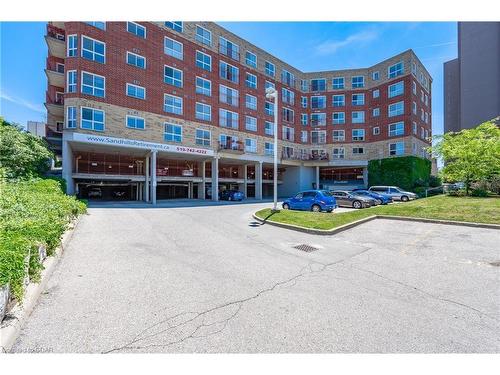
left=368, top=186, right=417, bottom=202
left=219, top=190, right=245, bottom=201
left=88, top=187, right=102, bottom=198
left=282, top=190, right=337, bottom=212
left=330, top=190, right=373, bottom=209
left=351, top=189, right=393, bottom=205
left=112, top=189, right=127, bottom=199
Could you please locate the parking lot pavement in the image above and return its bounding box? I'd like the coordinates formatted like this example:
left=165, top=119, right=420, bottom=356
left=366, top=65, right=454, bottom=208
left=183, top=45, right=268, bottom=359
left=11, top=202, right=500, bottom=353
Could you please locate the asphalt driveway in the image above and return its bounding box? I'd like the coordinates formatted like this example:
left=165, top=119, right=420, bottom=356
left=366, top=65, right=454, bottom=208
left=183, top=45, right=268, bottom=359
left=11, top=201, right=500, bottom=353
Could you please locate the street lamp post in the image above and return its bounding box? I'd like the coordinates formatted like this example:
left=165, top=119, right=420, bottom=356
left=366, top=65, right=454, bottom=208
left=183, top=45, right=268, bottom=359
left=265, top=87, right=279, bottom=212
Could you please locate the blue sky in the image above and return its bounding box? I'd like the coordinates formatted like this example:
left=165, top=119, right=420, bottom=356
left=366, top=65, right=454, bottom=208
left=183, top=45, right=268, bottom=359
left=0, top=22, right=457, bottom=135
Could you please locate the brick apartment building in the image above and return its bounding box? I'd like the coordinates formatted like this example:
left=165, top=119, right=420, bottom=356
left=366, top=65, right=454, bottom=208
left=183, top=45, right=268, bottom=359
left=45, top=21, right=433, bottom=202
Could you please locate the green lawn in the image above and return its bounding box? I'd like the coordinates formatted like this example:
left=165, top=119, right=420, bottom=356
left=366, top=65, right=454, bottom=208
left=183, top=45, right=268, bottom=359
left=255, top=195, right=500, bottom=230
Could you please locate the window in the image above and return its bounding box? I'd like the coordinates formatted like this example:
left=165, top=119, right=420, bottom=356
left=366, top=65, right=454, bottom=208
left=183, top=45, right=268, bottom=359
left=421, top=109, right=425, bottom=121
left=265, top=121, right=274, bottom=135
left=195, top=102, right=211, bottom=121
left=195, top=129, right=211, bottom=146
left=412, top=81, right=417, bottom=95
left=301, top=131, right=308, bottom=143
left=332, top=147, right=345, bottom=159
left=352, top=111, right=365, bottom=124
left=164, top=123, right=182, bottom=142
left=412, top=62, right=417, bottom=76
left=301, top=96, right=307, bottom=108
left=372, top=71, right=380, bottom=80
left=245, top=51, right=257, bottom=68
left=332, top=94, right=345, bottom=107
left=425, top=112, right=429, bottom=124
left=196, top=51, right=211, bottom=71
left=412, top=101, right=417, bottom=114
left=67, top=34, right=77, bottom=57
left=81, top=71, right=105, bottom=97
left=195, top=25, right=211, bottom=46
left=282, top=126, right=294, bottom=141
left=281, top=70, right=295, bottom=87
left=425, top=129, right=429, bottom=139
left=388, top=101, right=404, bottom=117
left=67, top=70, right=77, bottom=93
left=127, top=22, right=146, bottom=38
left=219, top=109, right=238, bottom=129
left=164, top=94, right=183, bottom=115
left=81, top=107, right=104, bottom=131
left=245, top=94, right=257, bottom=110
left=352, top=129, right=365, bottom=141
left=388, top=81, right=404, bottom=98
left=373, top=126, right=380, bottom=135
left=126, top=83, right=146, bottom=99
left=219, top=85, right=239, bottom=107
left=126, top=115, right=145, bottom=129
left=164, top=37, right=183, bottom=60
left=352, top=147, right=364, bottom=154
left=66, top=106, right=76, bottom=128
left=282, top=146, right=294, bottom=158
left=332, top=130, right=345, bottom=141
left=282, top=107, right=295, bottom=123
left=301, top=113, right=308, bottom=126
left=310, top=113, right=325, bottom=126
left=219, top=61, right=239, bottom=83
left=265, top=81, right=275, bottom=91
left=195, top=77, right=211, bottom=96
left=265, top=142, right=274, bottom=156
left=352, top=76, right=364, bottom=88
left=412, top=121, right=417, bottom=134
left=86, top=21, right=105, bottom=30
left=311, top=130, right=326, bottom=144
left=421, top=90, right=425, bottom=102
left=373, top=89, right=380, bottom=99
left=245, top=138, right=257, bottom=153
left=81, top=36, right=105, bottom=64
left=425, top=94, right=429, bottom=106
left=389, top=121, right=404, bottom=136
left=300, top=79, right=309, bottom=92
left=245, top=73, right=257, bottom=89
left=126, top=51, right=146, bottom=69
left=245, top=116, right=257, bottom=131
left=265, top=61, right=275, bottom=77
left=265, top=101, right=274, bottom=116
left=311, top=79, right=326, bottom=92
left=389, top=142, right=405, bottom=156
left=388, top=61, right=404, bottom=78
left=165, top=22, right=183, bottom=33
left=352, top=93, right=365, bottom=106
left=332, top=112, right=345, bottom=124
left=311, top=96, right=326, bottom=109
left=421, top=127, right=425, bottom=138
left=281, top=88, right=294, bottom=105
left=164, top=65, right=183, bottom=87
left=219, top=37, right=239, bottom=60
left=332, top=77, right=344, bottom=89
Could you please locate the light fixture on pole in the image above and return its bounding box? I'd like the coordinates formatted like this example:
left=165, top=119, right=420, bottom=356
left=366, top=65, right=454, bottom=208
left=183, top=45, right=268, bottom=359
left=265, top=87, right=279, bottom=212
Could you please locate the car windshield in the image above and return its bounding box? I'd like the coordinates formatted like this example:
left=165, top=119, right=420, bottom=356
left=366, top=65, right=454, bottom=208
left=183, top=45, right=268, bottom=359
left=319, top=190, right=332, bottom=196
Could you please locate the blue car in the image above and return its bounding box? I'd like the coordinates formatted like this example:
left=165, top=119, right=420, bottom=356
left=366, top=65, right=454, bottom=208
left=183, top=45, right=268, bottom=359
left=351, top=189, right=393, bottom=205
left=219, top=190, right=245, bottom=201
left=282, top=190, right=337, bottom=212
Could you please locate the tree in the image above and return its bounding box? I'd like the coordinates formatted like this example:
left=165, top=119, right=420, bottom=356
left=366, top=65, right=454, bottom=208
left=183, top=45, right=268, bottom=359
left=431, top=120, right=500, bottom=195
left=0, top=117, right=54, bottom=179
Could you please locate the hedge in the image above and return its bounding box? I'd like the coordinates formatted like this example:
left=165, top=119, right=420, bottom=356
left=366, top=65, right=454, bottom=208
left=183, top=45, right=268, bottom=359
left=368, top=156, right=431, bottom=192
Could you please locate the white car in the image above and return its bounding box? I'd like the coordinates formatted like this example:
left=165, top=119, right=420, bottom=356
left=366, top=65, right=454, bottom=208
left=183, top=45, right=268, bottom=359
left=368, top=186, right=417, bottom=202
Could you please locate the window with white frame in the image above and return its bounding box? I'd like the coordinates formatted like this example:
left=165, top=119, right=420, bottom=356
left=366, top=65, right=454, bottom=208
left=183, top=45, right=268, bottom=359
left=126, top=51, right=146, bottom=69
left=245, top=51, right=257, bottom=68
left=245, top=94, right=257, bottom=110
left=352, top=129, right=365, bottom=141
left=412, top=101, right=417, bottom=114
left=282, top=146, right=294, bottom=158
left=332, top=112, right=345, bottom=124
left=265, top=61, right=275, bottom=77
left=389, top=121, right=404, bottom=137
left=421, top=109, right=425, bottom=121
left=352, top=147, right=364, bottom=155
left=67, top=70, right=77, bottom=93
left=332, top=147, right=345, bottom=159
left=373, top=126, right=380, bottom=135
left=332, top=77, right=344, bottom=89
left=219, top=36, right=239, bottom=60
left=351, top=76, right=364, bottom=88
left=195, top=129, right=211, bottom=146
left=388, top=101, right=404, bottom=117
left=265, top=121, right=274, bottom=135
left=164, top=94, right=182, bottom=115
left=388, top=81, right=404, bottom=98
left=282, top=107, right=295, bottom=123
left=81, top=71, right=105, bottom=97
left=282, top=88, right=295, bottom=105
left=195, top=77, right=211, bottom=96
left=412, top=81, right=417, bottom=95
left=265, top=101, right=274, bottom=116
left=195, top=51, right=211, bottom=71
left=281, top=70, right=295, bottom=87
left=412, top=62, right=417, bottom=76
left=282, top=126, right=294, bottom=141
left=245, top=138, right=257, bottom=153
left=264, top=142, right=274, bottom=156
left=389, top=142, right=405, bottom=156
left=301, top=113, right=308, bottom=126
left=195, top=102, right=211, bottom=121
left=425, top=94, right=428, bottom=106
left=219, top=109, right=238, bottom=129
left=352, top=93, right=365, bottom=106
left=164, top=123, right=182, bottom=142
left=388, top=61, right=404, bottom=78
left=195, top=25, right=211, bottom=46
left=421, top=90, right=425, bottom=102
left=332, top=94, right=345, bottom=107
left=219, top=85, right=239, bottom=107
left=425, top=112, right=429, bottom=124
left=425, top=129, right=429, bottom=139
left=245, top=72, right=257, bottom=89
left=412, top=121, right=417, bottom=134
left=332, top=130, right=345, bottom=141
left=126, top=115, right=145, bottom=129
left=81, top=107, right=104, bottom=131
left=373, top=107, right=380, bottom=117
left=352, top=111, right=365, bottom=124
left=127, top=22, right=146, bottom=38
left=265, top=81, right=275, bottom=91
left=311, top=130, right=326, bottom=144
left=81, top=36, right=105, bottom=63
left=373, top=89, right=380, bottom=98
left=164, top=37, right=183, bottom=60
left=66, top=106, right=76, bottom=128
left=164, top=65, right=183, bottom=87
left=310, top=79, right=326, bottom=92
left=421, top=127, right=425, bottom=138
left=311, top=113, right=326, bottom=126
left=311, top=95, right=326, bottom=109
left=219, top=61, right=238, bottom=83
left=67, top=34, right=77, bottom=57
left=301, top=131, right=308, bottom=143
left=301, top=96, right=307, bottom=108
left=300, top=79, right=309, bottom=92
left=126, top=83, right=145, bottom=99
left=165, top=22, right=183, bottom=33
left=245, top=116, right=257, bottom=131
left=372, top=71, right=380, bottom=80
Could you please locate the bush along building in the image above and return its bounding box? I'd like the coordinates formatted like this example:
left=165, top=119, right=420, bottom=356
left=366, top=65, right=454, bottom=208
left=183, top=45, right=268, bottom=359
left=44, top=21, right=433, bottom=202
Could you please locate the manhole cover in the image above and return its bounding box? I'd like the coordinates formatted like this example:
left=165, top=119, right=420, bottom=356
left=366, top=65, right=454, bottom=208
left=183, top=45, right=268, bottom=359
left=489, top=261, right=500, bottom=267
left=293, top=244, right=319, bottom=253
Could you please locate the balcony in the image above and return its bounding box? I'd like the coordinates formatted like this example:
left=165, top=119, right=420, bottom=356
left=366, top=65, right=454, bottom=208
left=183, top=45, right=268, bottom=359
left=45, top=91, right=64, bottom=117
left=218, top=140, right=244, bottom=154
left=75, top=152, right=145, bottom=176
left=45, top=69, right=65, bottom=88
left=46, top=24, right=65, bottom=58
left=281, top=150, right=330, bottom=161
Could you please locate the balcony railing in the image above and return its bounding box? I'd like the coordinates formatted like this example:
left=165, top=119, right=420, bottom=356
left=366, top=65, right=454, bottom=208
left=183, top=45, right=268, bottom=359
left=47, top=24, right=65, bottom=41
left=218, top=140, right=244, bottom=153
left=281, top=151, right=330, bottom=161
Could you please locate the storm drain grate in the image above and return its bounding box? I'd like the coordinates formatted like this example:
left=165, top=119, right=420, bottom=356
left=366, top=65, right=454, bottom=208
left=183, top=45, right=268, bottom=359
left=489, top=261, right=500, bottom=267
left=293, top=244, right=319, bottom=253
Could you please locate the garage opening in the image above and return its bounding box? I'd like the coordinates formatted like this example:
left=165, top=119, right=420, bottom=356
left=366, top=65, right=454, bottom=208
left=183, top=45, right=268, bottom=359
left=157, top=183, right=189, bottom=199
left=77, top=182, right=138, bottom=200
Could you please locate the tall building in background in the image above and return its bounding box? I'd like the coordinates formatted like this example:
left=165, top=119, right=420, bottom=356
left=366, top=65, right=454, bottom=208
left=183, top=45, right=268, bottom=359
left=444, top=22, right=500, bottom=133
left=26, top=120, right=46, bottom=137
left=45, top=22, right=432, bottom=202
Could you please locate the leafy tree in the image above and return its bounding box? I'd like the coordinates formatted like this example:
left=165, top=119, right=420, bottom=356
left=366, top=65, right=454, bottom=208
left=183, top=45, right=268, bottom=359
left=431, top=120, right=500, bottom=195
left=0, top=117, right=54, bottom=179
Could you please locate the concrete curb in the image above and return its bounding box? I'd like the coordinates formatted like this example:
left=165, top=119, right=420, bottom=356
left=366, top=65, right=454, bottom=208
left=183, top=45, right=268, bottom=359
left=0, top=216, right=82, bottom=353
left=252, top=213, right=500, bottom=235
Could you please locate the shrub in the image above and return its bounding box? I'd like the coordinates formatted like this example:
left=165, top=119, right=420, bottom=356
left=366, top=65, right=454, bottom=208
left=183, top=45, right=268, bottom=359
left=471, top=188, right=489, bottom=197
left=368, top=156, right=431, bottom=191
left=429, top=175, right=442, bottom=187
left=447, top=189, right=466, bottom=197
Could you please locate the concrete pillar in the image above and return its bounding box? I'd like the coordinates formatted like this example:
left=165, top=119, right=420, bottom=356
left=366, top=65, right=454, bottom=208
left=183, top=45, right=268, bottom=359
left=62, top=140, right=74, bottom=195
left=255, top=161, right=263, bottom=200
left=198, top=161, right=206, bottom=199
left=315, top=166, right=320, bottom=189
left=211, top=157, right=219, bottom=201
left=151, top=151, right=157, bottom=205
left=188, top=182, right=193, bottom=199
left=243, top=164, right=248, bottom=198
left=363, top=167, right=368, bottom=188
left=144, top=154, right=150, bottom=202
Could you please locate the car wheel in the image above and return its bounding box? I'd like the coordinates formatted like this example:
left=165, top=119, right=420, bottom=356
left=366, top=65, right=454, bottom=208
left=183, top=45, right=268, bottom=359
left=311, top=204, right=321, bottom=212
left=376, top=199, right=383, bottom=205
left=228, top=196, right=232, bottom=201
left=401, top=195, right=409, bottom=202
left=283, top=203, right=290, bottom=210
left=353, top=200, right=362, bottom=209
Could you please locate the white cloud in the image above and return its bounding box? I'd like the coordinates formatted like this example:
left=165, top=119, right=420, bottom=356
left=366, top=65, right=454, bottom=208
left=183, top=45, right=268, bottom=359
left=315, top=29, right=379, bottom=55
left=0, top=90, right=45, bottom=114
